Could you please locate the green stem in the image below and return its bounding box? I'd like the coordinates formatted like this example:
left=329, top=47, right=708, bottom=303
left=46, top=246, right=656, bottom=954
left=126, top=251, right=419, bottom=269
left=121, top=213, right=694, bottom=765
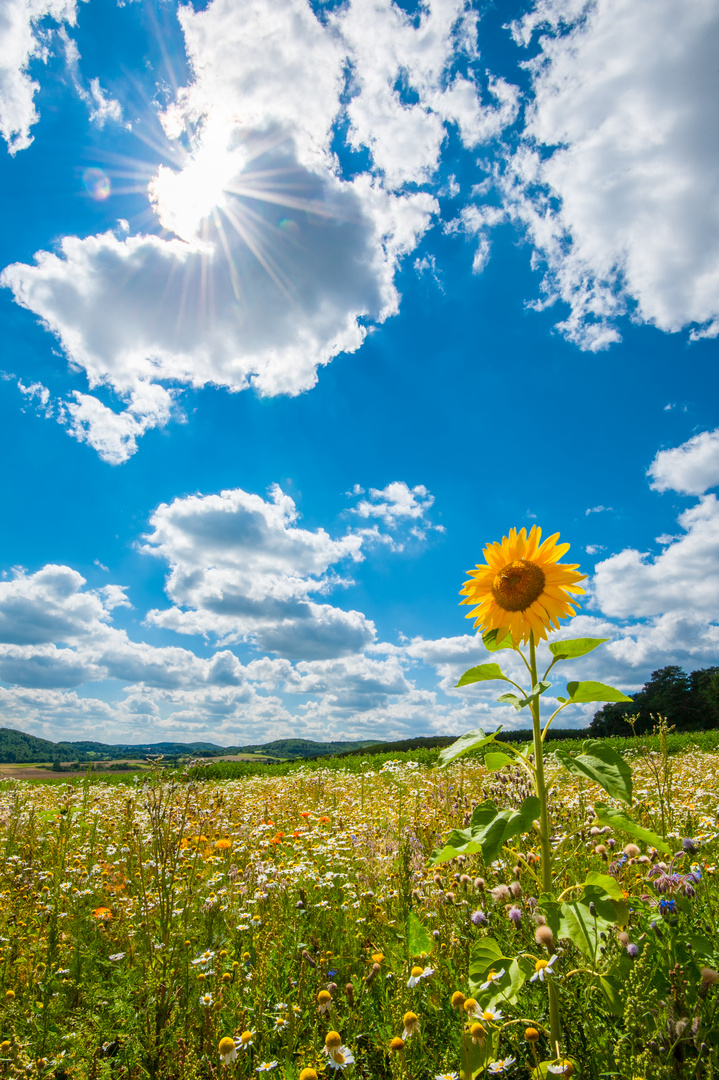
left=528, top=632, right=562, bottom=1057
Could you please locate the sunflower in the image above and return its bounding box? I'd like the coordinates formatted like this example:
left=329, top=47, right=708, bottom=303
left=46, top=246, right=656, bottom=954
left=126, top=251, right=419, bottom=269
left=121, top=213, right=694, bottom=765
left=460, top=526, right=584, bottom=644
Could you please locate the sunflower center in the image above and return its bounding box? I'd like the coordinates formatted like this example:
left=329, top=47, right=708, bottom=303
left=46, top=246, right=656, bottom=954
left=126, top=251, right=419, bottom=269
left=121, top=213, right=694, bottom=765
left=492, top=559, right=545, bottom=612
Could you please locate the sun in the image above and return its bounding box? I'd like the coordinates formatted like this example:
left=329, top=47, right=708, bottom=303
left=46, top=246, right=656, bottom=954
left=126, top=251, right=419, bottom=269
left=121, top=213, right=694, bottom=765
left=148, top=133, right=245, bottom=243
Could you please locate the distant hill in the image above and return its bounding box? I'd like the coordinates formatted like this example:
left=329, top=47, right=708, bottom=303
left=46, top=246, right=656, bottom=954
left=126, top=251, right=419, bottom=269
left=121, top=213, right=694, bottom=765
left=235, top=738, right=378, bottom=759
left=0, top=728, right=379, bottom=764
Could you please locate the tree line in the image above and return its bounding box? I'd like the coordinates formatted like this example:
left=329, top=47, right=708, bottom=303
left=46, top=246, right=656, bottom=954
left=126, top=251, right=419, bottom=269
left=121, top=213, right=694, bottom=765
left=590, top=664, right=719, bottom=736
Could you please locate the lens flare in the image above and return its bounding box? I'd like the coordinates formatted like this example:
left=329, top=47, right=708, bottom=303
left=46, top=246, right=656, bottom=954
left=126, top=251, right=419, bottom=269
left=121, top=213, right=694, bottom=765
left=83, top=167, right=111, bottom=201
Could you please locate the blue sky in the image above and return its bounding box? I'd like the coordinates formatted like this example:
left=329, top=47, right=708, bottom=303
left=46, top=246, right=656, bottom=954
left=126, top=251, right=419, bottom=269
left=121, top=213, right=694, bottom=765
left=1, top=0, right=718, bottom=745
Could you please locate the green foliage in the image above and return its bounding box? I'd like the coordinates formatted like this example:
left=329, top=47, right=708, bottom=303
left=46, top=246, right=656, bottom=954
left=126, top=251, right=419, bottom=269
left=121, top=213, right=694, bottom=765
left=552, top=741, right=633, bottom=803
left=429, top=796, right=541, bottom=865
left=558, top=681, right=633, bottom=704
left=591, top=663, right=719, bottom=735
left=455, top=663, right=512, bottom=687
left=547, top=637, right=608, bottom=660
left=438, top=728, right=502, bottom=766
left=593, top=802, right=671, bottom=853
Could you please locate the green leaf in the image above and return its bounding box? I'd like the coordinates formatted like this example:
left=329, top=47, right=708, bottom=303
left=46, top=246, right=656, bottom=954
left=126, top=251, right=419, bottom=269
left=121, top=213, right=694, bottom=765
left=429, top=797, right=540, bottom=865
left=558, top=681, right=633, bottom=704
left=468, top=938, right=532, bottom=1007
left=583, top=871, right=626, bottom=902
left=497, top=681, right=551, bottom=712
left=593, top=803, right=671, bottom=854
left=482, top=629, right=515, bottom=652
left=467, top=796, right=542, bottom=864
left=548, top=637, right=608, bottom=660
left=553, top=741, right=633, bottom=804
left=407, top=911, right=433, bottom=958
left=427, top=826, right=482, bottom=866
left=599, top=974, right=624, bottom=1016
left=456, top=663, right=512, bottom=688
left=543, top=886, right=622, bottom=959
left=438, top=728, right=501, bottom=767
left=484, top=752, right=514, bottom=772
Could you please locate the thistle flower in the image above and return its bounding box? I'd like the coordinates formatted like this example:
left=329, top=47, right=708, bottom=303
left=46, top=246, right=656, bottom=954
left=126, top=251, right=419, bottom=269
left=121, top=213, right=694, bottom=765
left=507, top=905, right=522, bottom=926
left=470, top=910, right=488, bottom=926
left=535, top=925, right=554, bottom=949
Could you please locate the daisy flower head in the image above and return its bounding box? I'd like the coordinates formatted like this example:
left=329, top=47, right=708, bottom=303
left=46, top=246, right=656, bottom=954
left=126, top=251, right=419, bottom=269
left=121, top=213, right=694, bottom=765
left=460, top=526, right=585, bottom=645
left=451, top=991, right=466, bottom=1010
left=407, top=965, right=434, bottom=988
left=218, top=1037, right=237, bottom=1064
left=327, top=1046, right=354, bottom=1071
left=255, top=1062, right=279, bottom=1073
left=390, top=1037, right=405, bottom=1053
left=488, top=1057, right=516, bottom=1074
left=469, top=1022, right=486, bottom=1045
left=482, top=1007, right=504, bottom=1022
left=238, top=1030, right=255, bottom=1050
left=463, top=997, right=481, bottom=1018
left=199, top=992, right=214, bottom=1008
left=402, top=1012, right=419, bottom=1039
left=530, top=955, right=558, bottom=982
left=324, top=1032, right=343, bottom=1055
left=317, top=989, right=332, bottom=1014
left=479, top=967, right=506, bottom=991
left=548, top=1062, right=574, bottom=1077
left=435, top=1073, right=459, bottom=1080
left=299, top=1072, right=318, bottom=1080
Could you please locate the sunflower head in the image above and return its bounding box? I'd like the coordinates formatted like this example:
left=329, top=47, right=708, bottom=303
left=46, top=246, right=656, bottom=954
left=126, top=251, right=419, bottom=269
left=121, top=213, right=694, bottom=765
left=460, top=526, right=585, bottom=644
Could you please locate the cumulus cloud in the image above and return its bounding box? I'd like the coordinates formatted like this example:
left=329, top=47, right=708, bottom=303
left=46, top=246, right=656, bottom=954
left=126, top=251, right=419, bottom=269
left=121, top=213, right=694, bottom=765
left=648, top=428, right=719, bottom=496
left=2, top=0, right=516, bottom=459
left=62, top=384, right=177, bottom=465
left=0, top=0, right=79, bottom=153
left=142, top=483, right=376, bottom=659
left=593, top=495, right=719, bottom=619
left=500, top=0, right=719, bottom=349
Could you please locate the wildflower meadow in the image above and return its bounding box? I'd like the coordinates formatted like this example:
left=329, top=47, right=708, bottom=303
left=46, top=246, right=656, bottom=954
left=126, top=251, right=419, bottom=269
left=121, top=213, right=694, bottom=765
left=0, top=527, right=717, bottom=1080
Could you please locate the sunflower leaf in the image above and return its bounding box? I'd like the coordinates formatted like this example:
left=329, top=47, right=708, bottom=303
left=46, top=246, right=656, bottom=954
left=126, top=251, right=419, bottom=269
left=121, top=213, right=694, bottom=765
left=497, top=681, right=551, bottom=712
left=467, top=796, right=542, bottom=863
left=456, top=663, right=512, bottom=688
left=562, top=681, right=633, bottom=704
left=438, top=727, right=502, bottom=767
left=552, top=741, right=633, bottom=804
left=548, top=637, right=608, bottom=660
left=482, top=628, right=515, bottom=652
left=593, top=803, right=671, bottom=853
left=484, top=752, right=515, bottom=772
left=407, top=911, right=433, bottom=957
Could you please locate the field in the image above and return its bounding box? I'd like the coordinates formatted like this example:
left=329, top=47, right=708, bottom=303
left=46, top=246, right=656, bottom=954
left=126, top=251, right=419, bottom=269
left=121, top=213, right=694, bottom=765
left=0, top=745, right=716, bottom=1080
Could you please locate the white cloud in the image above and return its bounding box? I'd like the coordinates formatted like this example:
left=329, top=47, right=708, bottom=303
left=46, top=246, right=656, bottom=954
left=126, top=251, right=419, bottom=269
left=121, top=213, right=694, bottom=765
left=142, top=483, right=378, bottom=659
left=648, top=428, right=719, bottom=495
left=500, top=0, right=719, bottom=349
left=593, top=495, right=719, bottom=619
left=585, top=505, right=611, bottom=516
left=62, top=383, right=176, bottom=465
left=59, top=27, right=122, bottom=128
left=0, top=0, right=79, bottom=153
left=353, top=481, right=434, bottom=523
left=2, top=0, right=517, bottom=460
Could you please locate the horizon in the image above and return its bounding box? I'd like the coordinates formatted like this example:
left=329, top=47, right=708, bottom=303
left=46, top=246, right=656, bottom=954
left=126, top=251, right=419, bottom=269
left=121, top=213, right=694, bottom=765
left=1, top=0, right=719, bottom=745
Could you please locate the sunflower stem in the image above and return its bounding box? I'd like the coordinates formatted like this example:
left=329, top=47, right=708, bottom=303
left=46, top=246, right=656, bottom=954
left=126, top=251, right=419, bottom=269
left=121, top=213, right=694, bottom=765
left=528, top=632, right=562, bottom=1056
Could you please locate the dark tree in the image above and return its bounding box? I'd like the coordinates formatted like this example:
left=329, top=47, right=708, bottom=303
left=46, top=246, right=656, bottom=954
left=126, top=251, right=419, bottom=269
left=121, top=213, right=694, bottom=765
left=590, top=664, right=719, bottom=736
